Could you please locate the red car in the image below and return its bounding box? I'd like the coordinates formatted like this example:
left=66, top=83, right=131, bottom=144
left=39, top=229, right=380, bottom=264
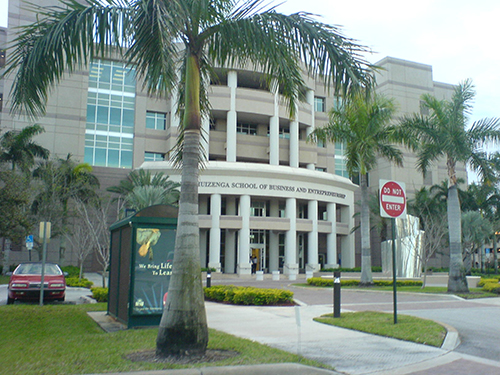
left=7, top=263, right=66, bottom=304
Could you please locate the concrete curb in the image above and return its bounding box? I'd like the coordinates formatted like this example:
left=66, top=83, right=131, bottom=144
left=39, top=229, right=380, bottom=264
left=86, top=363, right=341, bottom=375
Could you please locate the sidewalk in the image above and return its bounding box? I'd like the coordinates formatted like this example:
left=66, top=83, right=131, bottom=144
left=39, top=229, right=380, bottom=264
left=86, top=273, right=500, bottom=375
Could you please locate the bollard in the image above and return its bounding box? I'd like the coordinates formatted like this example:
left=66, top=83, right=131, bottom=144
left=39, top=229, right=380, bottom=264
left=272, top=270, right=280, bottom=281
left=256, top=270, right=264, bottom=281
left=333, top=270, right=341, bottom=318
left=206, top=269, right=212, bottom=288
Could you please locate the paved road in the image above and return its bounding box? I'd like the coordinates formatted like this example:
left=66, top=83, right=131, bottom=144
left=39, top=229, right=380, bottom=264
left=209, top=276, right=500, bottom=363
left=0, top=284, right=93, bottom=305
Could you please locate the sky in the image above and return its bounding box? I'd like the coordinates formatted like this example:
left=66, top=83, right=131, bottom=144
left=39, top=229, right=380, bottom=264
left=1, top=0, right=499, bottom=169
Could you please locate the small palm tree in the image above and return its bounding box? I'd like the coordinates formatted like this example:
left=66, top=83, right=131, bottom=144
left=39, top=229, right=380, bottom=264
left=107, top=169, right=180, bottom=214
left=5, top=0, right=373, bottom=356
left=309, top=91, right=409, bottom=285
left=0, top=124, right=49, bottom=172
left=400, top=79, right=500, bottom=293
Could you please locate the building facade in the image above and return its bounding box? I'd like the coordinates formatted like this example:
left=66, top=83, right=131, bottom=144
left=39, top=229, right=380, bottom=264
left=0, top=0, right=466, bottom=273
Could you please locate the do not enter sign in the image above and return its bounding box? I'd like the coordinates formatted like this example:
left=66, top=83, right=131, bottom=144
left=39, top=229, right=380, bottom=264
left=379, top=180, right=406, bottom=219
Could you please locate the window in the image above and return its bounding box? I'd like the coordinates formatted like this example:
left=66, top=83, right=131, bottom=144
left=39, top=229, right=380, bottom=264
left=279, top=126, right=290, bottom=139
left=420, top=100, right=430, bottom=116
left=335, top=142, right=349, bottom=178
left=251, top=201, right=265, bottom=217
left=85, top=60, right=136, bottom=168
left=0, top=93, right=3, bottom=112
left=315, top=167, right=326, bottom=172
left=314, top=97, right=325, bottom=112
left=317, top=138, right=326, bottom=148
left=144, top=152, right=165, bottom=162
left=237, top=122, right=258, bottom=135
left=146, top=111, right=167, bottom=130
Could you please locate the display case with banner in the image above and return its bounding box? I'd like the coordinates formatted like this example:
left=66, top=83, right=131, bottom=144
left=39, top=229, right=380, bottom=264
left=108, top=205, right=178, bottom=328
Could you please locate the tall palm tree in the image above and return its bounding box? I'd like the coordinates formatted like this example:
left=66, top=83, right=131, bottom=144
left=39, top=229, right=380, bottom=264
left=309, top=91, right=410, bottom=285
left=400, top=79, right=500, bottom=293
left=0, top=124, right=49, bottom=172
left=32, top=155, right=100, bottom=263
left=5, top=0, right=373, bottom=356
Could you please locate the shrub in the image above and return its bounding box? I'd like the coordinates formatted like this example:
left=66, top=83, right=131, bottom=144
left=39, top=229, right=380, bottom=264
left=307, top=277, right=422, bottom=287
left=91, top=287, right=109, bottom=302
left=61, top=265, right=80, bottom=278
left=65, top=277, right=93, bottom=288
left=320, top=266, right=382, bottom=273
left=481, top=282, right=500, bottom=294
left=204, top=285, right=293, bottom=305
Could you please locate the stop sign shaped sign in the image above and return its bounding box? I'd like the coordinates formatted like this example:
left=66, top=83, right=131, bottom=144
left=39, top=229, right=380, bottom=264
left=380, top=180, right=406, bottom=219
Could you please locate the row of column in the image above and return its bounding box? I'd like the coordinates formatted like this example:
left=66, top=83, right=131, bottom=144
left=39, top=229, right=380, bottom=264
left=225, top=71, right=315, bottom=167
left=205, top=194, right=339, bottom=275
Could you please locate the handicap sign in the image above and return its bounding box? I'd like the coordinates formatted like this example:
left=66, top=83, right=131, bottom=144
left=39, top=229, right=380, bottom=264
left=26, top=235, right=33, bottom=249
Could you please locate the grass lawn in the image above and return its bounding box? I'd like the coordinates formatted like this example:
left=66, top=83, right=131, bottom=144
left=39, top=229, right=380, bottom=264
left=0, top=275, right=10, bottom=284
left=0, top=303, right=330, bottom=375
left=315, top=311, right=446, bottom=347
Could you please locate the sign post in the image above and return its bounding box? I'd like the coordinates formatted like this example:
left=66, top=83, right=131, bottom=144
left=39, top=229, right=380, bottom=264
left=26, top=235, right=33, bottom=261
left=379, top=180, right=406, bottom=324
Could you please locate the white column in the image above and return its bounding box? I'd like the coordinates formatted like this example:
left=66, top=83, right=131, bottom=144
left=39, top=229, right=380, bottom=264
left=225, top=230, right=236, bottom=274
left=289, top=117, right=299, bottom=168
left=325, top=202, right=338, bottom=269
left=209, top=194, right=222, bottom=271
left=226, top=70, right=237, bottom=162
left=269, top=79, right=280, bottom=165
left=224, top=197, right=237, bottom=273
left=170, top=70, right=180, bottom=128
left=284, top=198, right=298, bottom=276
left=342, top=205, right=356, bottom=268
left=201, top=116, right=210, bottom=161
left=269, top=200, right=280, bottom=272
left=307, top=200, right=319, bottom=272
left=238, top=195, right=251, bottom=275
left=199, top=230, right=208, bottom=268
left=306, top=89, right=315, bottom=170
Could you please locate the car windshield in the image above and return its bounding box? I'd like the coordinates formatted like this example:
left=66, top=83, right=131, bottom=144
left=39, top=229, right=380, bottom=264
left=14, top=263, right=62, bottom=276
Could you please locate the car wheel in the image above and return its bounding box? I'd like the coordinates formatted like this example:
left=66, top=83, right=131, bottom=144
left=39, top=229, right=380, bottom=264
left=7, top=297, right=14, bottom=305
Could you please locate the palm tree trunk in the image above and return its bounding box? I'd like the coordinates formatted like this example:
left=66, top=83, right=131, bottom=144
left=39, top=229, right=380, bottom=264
left=156, top=53, right=208, bottom=357
left=447, top=184, right=469, bottom=293
left=359, top=173, right=373, bottom=285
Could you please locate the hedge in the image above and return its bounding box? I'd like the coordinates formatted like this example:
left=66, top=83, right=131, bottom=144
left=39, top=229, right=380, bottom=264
left=91, top=287, right=109, bottom=302
left=481, top=282, right=500, bottom=294
left=204, top=285, right=293, bottom=305
left=321, top=266, right=382, bottom=273
left=307, top=277, right=423, bottom=287
left=65, top=277, right=94, bottom=288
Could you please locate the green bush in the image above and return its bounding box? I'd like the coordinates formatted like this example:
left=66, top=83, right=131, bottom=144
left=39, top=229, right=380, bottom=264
left=320, top=266, right=382, bottom=273
left=204, top=285, right=293, bottom=305
left=481, top=282, right=500, bottom=294
left=307, top=277, right=422, bottom=287
left=91, top=287, right=109, bottom=302
left=65, top=277, right=93, bottom=288
left=61, top=265, right=80, bottom=278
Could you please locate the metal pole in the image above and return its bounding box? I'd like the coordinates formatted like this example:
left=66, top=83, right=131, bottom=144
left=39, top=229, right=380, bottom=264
left=392, top=218, right=397, bottom=324
left=39, top=223, right=48, bottom=306
left=206, top=269, right=211, bottom=288
left=333, top=270, right=341, bottom=318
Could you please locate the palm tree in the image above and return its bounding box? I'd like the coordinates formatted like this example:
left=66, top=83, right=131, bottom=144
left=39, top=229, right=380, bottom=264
left=0, top=124, right=49, bottom=172
left=107, top=169, right=180, bottom=215
left=32, top=155, right=100, bottom=263
left=309, top=91, right=409, bottom=285
left=5, top=0, right=373, bottom=356
left=400, top=79, right=500, bottom=293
